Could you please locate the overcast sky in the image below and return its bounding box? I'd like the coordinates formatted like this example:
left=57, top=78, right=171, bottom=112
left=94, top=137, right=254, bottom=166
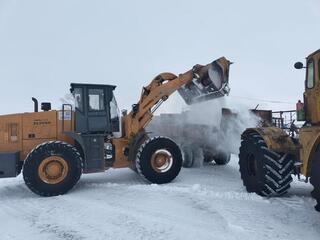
left=0, top=0, right=319, bottom=115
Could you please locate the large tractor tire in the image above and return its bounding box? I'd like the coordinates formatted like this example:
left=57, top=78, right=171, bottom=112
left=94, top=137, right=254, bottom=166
left=136, top=136, right=182, bottom=184
left=239, top=132, right=294, bottom=197
left=23, top=141, right=83, bottom=197
left=310, top=148, right=320, bottom=211
left=214, top=152, right=231, bottom=165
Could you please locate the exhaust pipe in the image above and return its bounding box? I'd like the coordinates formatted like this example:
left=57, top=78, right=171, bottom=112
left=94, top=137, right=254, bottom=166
left=32, top=97, right=38, bottom=112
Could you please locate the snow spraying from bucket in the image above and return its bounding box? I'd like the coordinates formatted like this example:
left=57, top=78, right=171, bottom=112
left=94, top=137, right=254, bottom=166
left=185, top=97, right=260, bottom=154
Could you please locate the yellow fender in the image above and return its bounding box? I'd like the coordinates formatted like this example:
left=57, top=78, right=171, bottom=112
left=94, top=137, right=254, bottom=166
left=242, top=127, right=297, bottom=154
left=299, top=126, right=320, bottom=176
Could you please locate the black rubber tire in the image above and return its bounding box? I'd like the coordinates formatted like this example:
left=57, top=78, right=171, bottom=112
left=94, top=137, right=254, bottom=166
left=214, top=152, right=231, bottom=165
left=23, top=141, right=83, bottom=197
left=182, top=146, right=194, bottom=168
left=136, top=136, right=182, bottom=184
left=239, top=132, right=294, bottom=197
left=310, top=148, right=320, bottom=212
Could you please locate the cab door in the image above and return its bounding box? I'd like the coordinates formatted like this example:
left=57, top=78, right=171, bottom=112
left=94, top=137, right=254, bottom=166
left=87, top=87, right=110, bottom=133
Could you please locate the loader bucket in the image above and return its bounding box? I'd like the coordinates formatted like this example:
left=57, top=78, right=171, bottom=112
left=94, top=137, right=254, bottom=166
left=178, top=57, right=231, bottom=105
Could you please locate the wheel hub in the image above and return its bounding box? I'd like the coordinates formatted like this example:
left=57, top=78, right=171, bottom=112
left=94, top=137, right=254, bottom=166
left=151, top=150, right=173, bottom=173
left=38, top=156, right=68, bottom=184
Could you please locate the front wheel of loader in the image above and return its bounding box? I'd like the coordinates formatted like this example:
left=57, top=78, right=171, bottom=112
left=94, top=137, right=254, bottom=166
left=23, top=141, right=83, bottom=197
left=136, top=136, right=182, bottom=184
left=238, top=132, right=294, bottom=197
left=310, top=147, right=320, bottom=211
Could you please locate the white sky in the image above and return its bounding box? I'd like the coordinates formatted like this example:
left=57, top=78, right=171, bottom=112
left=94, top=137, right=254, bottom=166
left=0, top=0, right=319, bottom=115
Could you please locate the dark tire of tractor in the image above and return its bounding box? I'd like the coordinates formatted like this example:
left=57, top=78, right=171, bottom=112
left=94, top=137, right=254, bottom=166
left=23, top=141, right=83, bottom=197
left=136, top=136, right=182, bottom=184
left=214, top=152, right=231, bottom=165
left=238, top=133, right=294, bottom=197
left=310, top=147, right=320, bottom=212
left=182, top=146, right=194, bottom=168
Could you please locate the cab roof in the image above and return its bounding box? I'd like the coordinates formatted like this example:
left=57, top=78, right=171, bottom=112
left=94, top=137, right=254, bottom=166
left=307, top=49, right=320, bottom=59
left=70, top=83, right=116, bottom=93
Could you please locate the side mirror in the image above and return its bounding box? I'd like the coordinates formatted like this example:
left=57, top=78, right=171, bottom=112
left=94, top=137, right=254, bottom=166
left=294, top=62, right=304, bottom=69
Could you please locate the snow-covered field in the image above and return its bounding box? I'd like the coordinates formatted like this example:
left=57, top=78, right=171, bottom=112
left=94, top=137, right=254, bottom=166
left=0, top=155, right=319, bottom=240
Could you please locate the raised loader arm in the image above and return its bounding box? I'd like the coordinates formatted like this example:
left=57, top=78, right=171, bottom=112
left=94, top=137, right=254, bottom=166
left=123, top=57, right=231, bottom=139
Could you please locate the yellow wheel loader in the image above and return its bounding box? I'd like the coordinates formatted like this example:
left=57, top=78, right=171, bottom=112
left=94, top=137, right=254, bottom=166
left=0, top=57, right=231, bottom=196
left=238, top=49, right=320, bottom=211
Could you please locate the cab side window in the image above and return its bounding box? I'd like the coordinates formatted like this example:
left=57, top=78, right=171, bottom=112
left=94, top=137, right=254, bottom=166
left=306, top=60, right=314, bottom=89
left=74, top=88, right=83, bottom=112
left=110, top=94, right=119, bottom=120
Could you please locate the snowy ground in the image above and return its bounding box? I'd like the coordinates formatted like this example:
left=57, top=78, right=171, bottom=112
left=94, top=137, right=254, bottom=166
left=0, top=155, right=319, bottom=240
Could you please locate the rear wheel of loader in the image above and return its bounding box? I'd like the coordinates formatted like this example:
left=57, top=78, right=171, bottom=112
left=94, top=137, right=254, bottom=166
left=310, top=147, right=320, bottom=212
left=136, top=136, right=182, bottom=184
left=23, top=141, right=82, bottom=196
left=239, top=133, right=294, bottom=196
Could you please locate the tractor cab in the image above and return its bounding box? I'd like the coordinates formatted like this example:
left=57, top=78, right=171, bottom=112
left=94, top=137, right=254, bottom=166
left=70, top=83, right=120, bottom=134
left=294, top=49, right=320, bottom=124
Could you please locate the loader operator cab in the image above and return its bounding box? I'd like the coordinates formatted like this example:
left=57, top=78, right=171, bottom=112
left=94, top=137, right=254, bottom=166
left=70, top=83, right=120, bottom=134
left=294, top=49, right=320, bottom=124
